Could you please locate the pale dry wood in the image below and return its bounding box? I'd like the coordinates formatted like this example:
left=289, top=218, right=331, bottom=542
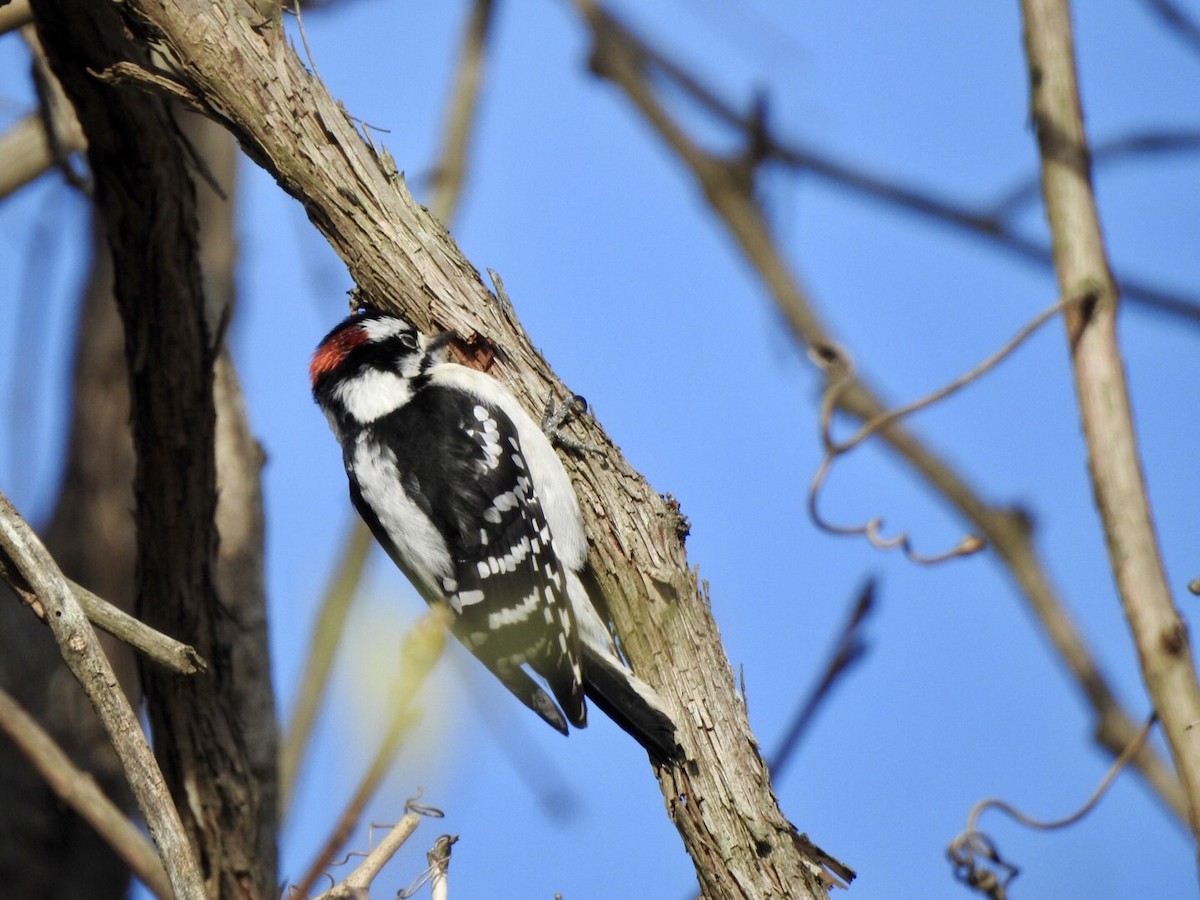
left=0, top=555, right=207, bottom=674
left=0, top=111, right=84, bottom=198
left=0, top=0, right=31, bottom=34
left=107, top=0, right=836, bottom=893
left=0, top=25, right=86, bottom=199
left=1020, top=0, right=1200, bottom=846
left=312, top=814, right=421, bottom=900
left=0, top=491, right=206, bottom=900
left=0, top=685, right=174, bottom=900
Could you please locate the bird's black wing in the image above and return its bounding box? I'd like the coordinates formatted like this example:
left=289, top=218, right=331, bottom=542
left=362, top=383, right=585, bottom=729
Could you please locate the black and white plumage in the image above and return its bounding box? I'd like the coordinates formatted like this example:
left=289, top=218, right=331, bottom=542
left=310, top=310, right=679, bottom=760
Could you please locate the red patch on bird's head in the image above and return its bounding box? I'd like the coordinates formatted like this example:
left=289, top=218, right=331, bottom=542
left=309, top=322, right=368, bottom=386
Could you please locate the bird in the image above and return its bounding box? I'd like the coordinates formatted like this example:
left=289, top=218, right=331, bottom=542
left=310, top=309, right=679, bottom=761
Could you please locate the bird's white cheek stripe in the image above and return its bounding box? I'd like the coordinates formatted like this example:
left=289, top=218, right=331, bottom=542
left=334, top=370, right=411, bottom=423
left=352, top=441, right=451, bottom=588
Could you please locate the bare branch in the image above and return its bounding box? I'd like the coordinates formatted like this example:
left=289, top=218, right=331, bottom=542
left=281, top=518, right=372, bottom=813
left=0, top=111, right=85, bottom=198
left=0, top=554, right=206, bottom=675
left=1140, top=0, right=1200, bottom=55
left=577, top=1, right=1188, bottom=825
left=312, top=813, right=422, bottom=900
left=428, top=0, right=496, bottom=222
left=580, top=4, right=1200, bottom=323
left=0, top=685, right=174, bottom=900
left=0, top=490, right=205, bottom=900
left=0, top=0, right=31, bottom=34
left=0, top=26, right=87, bottom=200
left=987, top=128, right=1200, bottom=220
left=291, top=609, right=449, bottom=900
left=768, top=580, right=876, bottom=783
left=1020, top=0, right=1200, bottom=845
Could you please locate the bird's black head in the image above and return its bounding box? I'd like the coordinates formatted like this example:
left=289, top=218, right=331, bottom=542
left=309, top=310, right=427, bottom=392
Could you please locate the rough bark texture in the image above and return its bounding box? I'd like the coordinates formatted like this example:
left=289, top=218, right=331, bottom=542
left=29, top=2, right=278, bottom=897
left=100, top=0, right=836, bottom=894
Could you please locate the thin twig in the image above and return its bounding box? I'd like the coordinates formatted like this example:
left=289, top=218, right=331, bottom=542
left=313, top=813, right=422, bottom=900
left=577, top=0, right=1188, bottom=824
left=584, top=4, right=1200, bottom=323
left=987, top=129, right=1200, bottom=220
left=1140, top=0, right=1200, bottom=54
left=428, top=0, right=496, bottom=223
left=1021, top=0, right=1200, bottom=848
left=768, top=580, right=876, bottom=783
left=0, top=685, right=174, bottom=900
left=0, top=552, right=207, bottom=675
left=0, top=490, right=206, bottom=900
left=0, top=0, right=31, bottom=34
left=281, top=517, right=373, bottom=814
left=291, top=608, right=450, bottom=900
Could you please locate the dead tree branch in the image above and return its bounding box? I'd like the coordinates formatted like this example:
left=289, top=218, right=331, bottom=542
left=1020, top=0, right=1200, bottom=847
left=0, top=491, right=205, bottom=900
left=1, top=555, right=206, bottom=675
left=575, top=1, right=1188, bottom=825
left=90, top=0, right=845, bottom=892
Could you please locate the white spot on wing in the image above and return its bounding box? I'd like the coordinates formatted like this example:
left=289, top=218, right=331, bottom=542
left=427, top=364, right=591, bottom=570
left=456, top=589, right=485, bottom=607
left=487, top=591, right=540, bottom=629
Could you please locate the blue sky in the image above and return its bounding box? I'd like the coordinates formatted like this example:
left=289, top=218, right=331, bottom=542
left=2, top=2, right=1198, bottom=898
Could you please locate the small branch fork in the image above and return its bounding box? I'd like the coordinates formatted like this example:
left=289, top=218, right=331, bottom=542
left=0, top=552, right=207, bottom=675
left=578, top=3, right=1198, bottom=322
left=308, top=798, right=452, bottom=900
left=0, top=685, right=174, bottom=900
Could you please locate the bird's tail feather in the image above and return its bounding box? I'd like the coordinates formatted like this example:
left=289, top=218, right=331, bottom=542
left=581, top=646, right=681, bottom=762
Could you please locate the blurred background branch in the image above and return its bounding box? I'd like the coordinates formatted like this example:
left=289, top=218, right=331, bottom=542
left=575, top=0, right=1187, bottom=824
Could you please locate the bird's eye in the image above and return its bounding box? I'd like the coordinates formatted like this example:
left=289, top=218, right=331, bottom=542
left=398, top=332, right=419, bottom=351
